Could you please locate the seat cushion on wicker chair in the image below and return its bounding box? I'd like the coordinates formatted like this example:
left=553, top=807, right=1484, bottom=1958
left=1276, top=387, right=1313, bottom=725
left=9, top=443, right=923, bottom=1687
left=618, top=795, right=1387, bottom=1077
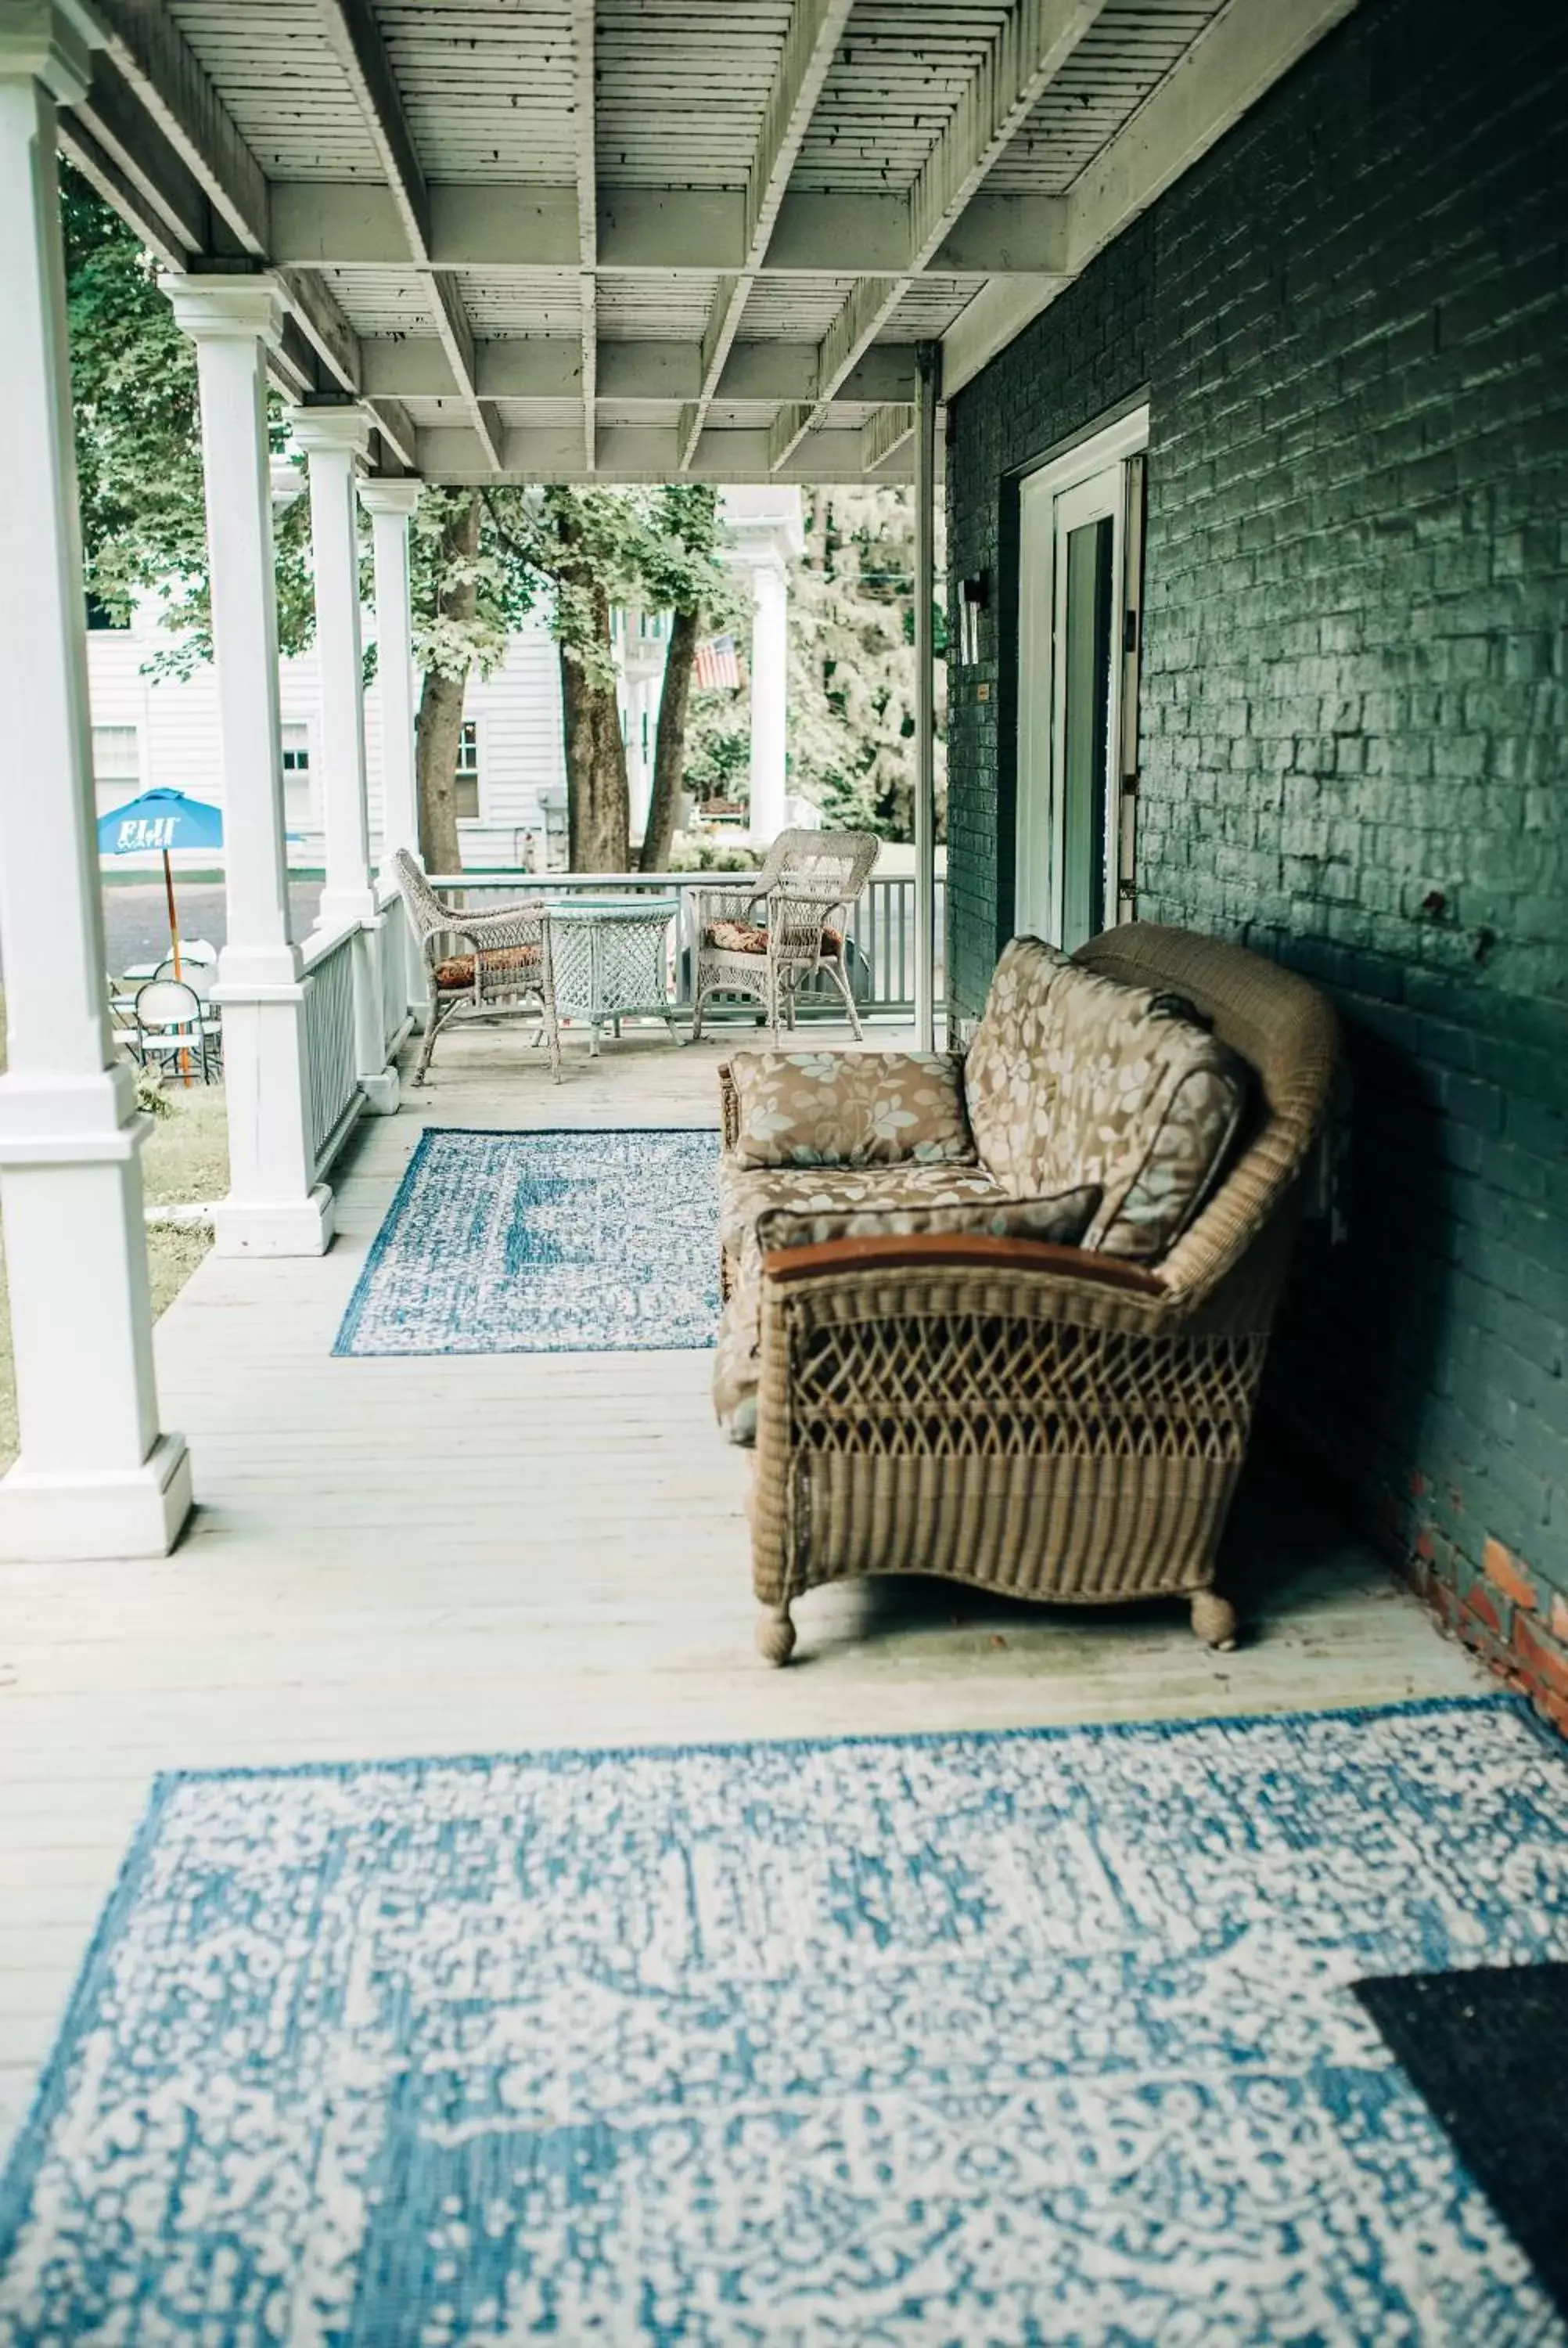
left=965, top=941, right=1249, bottom=1259
left=432, top=943, right=542, bottom=989
left=728, top=1049, right=975, bottom=1169
left=704, top=919, right=846, bottom=957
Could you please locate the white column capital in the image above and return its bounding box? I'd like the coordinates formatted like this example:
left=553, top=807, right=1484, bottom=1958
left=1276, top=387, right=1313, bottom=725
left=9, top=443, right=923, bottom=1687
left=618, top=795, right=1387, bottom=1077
left=0, top=2, right=97, bottom=102
left=358, top=477, right=423, bottom=519
left=291, top=403, right=374, bottom=465
left=160, top=272, right=288, bottom=348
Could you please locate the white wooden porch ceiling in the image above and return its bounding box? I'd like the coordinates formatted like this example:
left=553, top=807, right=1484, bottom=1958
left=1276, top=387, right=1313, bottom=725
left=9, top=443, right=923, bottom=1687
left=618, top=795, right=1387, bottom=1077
left=62, top=0, right=1358, bottom=484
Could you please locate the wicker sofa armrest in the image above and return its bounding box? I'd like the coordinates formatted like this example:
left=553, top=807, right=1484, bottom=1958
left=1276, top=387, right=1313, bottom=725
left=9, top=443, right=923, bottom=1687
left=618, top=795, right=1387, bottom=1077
left=761, top=1232, right=1163, bottom=1297
left=717, top=1061, right=741, bottom=1153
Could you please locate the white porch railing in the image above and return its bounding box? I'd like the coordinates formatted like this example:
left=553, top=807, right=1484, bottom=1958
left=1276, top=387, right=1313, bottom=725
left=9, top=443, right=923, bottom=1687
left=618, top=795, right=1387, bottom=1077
left=300, top=919, right=361, bottom=1178
left=423, top=869, right=946, bottom=1019
left=377, top=884, right=415, bottom=1059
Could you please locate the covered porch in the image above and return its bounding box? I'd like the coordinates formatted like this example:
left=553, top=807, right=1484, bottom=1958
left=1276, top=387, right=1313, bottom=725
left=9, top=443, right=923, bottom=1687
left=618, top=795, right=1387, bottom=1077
left=0, top=1014, right=1485, bottom=2145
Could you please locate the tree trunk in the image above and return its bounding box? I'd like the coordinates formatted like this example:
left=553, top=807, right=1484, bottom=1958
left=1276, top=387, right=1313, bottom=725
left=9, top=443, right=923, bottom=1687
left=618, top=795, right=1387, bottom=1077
left=561, top=641, right=597, bottom=870
left=563, top=585, right=630, bottom=872
left=639, top=603, right=698, bottom=873
left=415, top=495, right=480, bottom=871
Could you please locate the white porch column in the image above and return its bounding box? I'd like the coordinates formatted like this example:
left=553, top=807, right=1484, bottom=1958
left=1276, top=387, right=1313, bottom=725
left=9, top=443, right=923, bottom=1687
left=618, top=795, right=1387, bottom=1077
left=292, top=406, right=397, bottom=1113
left=163, top=275, right=333, bottom=1255
left=748, top=556, right=789, bottom=848
left=359, top=477, right=429, bottom=1026
left=0, top=10, right=191, bottom=1561
left=913, top=340, right=939, bottom=1051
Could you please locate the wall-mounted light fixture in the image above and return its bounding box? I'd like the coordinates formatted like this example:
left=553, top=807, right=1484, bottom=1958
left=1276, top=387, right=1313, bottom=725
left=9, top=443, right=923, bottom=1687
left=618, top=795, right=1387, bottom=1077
left=959, top=571, right=988, bottom=666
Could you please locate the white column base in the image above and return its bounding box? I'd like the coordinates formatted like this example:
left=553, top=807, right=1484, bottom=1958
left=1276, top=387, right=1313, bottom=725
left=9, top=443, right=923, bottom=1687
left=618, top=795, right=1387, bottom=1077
left=0, top=1430, right=192, bottom=1563
left=213, top=1183, right=335, bottom=1258
left=361, top=1068, right=401, bottom=1115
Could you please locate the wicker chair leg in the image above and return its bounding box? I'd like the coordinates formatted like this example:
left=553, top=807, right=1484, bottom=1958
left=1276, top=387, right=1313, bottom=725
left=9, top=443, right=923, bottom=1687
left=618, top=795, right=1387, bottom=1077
left=1190, top=1591, right=1239, bottom=1651
left=412, top=1000, right=449, bottom=1084
left=691, top=977, right=708, bottom=1042
left=755, top=1601, right=796, bottom=1667
left=828, top=956, right=864, bottom=1043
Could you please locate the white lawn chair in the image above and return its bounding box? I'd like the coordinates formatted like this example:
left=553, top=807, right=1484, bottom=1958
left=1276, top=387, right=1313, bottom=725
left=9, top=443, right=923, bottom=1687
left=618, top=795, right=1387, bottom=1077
left=134, top=978, right=221, bottom=1083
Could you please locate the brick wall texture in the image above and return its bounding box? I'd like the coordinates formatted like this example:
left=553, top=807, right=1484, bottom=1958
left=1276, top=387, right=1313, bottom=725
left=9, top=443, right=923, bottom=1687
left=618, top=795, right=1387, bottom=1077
left=944, top=0, right=1568, bottom=1721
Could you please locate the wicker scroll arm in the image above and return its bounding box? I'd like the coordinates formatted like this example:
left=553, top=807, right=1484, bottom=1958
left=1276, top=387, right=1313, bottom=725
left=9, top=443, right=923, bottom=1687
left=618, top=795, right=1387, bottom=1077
left=442, top=902, right=550, bottom=1008
left=749, top=1234, right=1274, bottom=1631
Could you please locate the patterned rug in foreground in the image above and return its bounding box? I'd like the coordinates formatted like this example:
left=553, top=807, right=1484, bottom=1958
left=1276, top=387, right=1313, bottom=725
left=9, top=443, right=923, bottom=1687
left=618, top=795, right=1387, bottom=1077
left=334, top=1124, right=719, bottom=1355
left=2, top=1700, right=1566, bottom=2345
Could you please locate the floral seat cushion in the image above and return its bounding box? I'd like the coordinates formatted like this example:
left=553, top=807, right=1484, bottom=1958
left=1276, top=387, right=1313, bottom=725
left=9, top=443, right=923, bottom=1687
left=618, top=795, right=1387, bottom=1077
left=728, top=1049, right=975, bottom=1169
left=704, top=919, right=845, bottom=957
left=964, top=938, right=1249, bottom=1259
left=432, top=942, right=542, bottom=990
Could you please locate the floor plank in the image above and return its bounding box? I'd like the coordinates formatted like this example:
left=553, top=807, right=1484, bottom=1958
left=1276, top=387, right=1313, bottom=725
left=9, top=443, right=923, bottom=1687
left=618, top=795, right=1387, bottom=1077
left=0, top=1015, right=1485, bottom=2151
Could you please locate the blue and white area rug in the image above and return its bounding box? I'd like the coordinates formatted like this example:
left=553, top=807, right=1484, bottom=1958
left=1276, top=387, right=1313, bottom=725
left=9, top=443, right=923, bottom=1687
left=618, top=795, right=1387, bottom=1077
left=335, top=1125, right=720, bottom=1356
left=3, top=1698, right=1567, bottom=2343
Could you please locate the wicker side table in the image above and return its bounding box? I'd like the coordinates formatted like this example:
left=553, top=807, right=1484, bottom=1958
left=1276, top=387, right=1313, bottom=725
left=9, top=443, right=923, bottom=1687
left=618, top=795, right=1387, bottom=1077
left=545, top=897, right=682, bottom=1057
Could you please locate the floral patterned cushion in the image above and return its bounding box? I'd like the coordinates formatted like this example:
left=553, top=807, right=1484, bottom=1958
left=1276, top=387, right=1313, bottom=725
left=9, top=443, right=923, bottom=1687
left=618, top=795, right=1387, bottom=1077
left=962, top=938, right=1074, bottom=1191
left=718, top=1157, right=1005, bottom=1262
left=728, top=1050, right=976, bottom=1169
left=755, top=1187, right=1099, bottom=1255
left=705, top=920, right=845, bottom=957
left=964, top=942, right=1248, bottom=1259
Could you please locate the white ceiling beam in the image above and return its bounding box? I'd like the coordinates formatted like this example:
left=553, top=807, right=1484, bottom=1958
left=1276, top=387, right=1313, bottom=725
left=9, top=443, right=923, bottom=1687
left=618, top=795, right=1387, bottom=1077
left=570, top=0, right=596, bottom=470
left=267, top=180, right=1074, bottom=277
left=860, top=405, right=915, bottom=474
left=677, top=0, right=856, bottom=468
left=771, top=0, right=1106, bottom=470
left=414, top=423, right=912, bottom=487
left=278, top=269, right=361, bottom=394
left=359, top=337, right=923, bottom=406
left=316, top=0, right=431, bottom=260
left=428, top=273, right=502, bottom=472
left=92, top=0, right=269, bottom=254
left=67, top=51, right=209, bottom=257
left=57, top=111, right=189, bottom=272
left=367, top=398, right=418, bottom=472
left=907, top=0, right=1107, bottom=265
left=944, top=0, right=1361, bottom=396
left=314, top=0, right=497, bottom=470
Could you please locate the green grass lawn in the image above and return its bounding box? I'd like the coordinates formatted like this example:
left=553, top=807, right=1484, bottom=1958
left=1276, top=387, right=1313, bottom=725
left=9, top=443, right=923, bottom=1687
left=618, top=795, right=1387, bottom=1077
left=0, top=997, right=226, bottom=1471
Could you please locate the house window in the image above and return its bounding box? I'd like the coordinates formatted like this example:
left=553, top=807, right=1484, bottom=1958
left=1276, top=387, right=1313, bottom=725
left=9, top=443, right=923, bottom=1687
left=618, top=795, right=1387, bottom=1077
left=92, top=725, right=140, bottom=813
left=85, top=594, right=130, bottom=632
left=455, top=720, right=481, bottom=821
left=281, top=723, right=313, bottom=827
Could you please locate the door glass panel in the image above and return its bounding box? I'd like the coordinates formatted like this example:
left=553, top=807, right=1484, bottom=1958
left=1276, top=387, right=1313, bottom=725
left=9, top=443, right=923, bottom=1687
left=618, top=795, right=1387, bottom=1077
left=1060, top=513, right=1113, bottom=952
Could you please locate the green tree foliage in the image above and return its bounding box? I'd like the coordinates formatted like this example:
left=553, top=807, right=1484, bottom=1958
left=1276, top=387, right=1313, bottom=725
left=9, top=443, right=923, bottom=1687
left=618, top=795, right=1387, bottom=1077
left=788, top=484, right=947, bottom=841
left=61, top=164, right=313, bottom=676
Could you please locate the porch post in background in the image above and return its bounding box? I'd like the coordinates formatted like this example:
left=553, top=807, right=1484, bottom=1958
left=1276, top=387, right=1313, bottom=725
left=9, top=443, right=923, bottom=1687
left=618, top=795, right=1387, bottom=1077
left=359, top=477, right=429, bottom=1028
left=164, top=275, right=333, bottom=1255
left=0, top=13, right=191, bottom=1560
left=913, top=340, right=939, bottom=1051
left=293, top=406, right=397, bottom=1113
left=748, top=555, right=788, bottom=848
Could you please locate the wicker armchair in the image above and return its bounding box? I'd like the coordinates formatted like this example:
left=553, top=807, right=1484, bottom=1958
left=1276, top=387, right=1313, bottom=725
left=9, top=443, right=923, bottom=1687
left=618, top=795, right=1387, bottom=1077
left=393, top=849, right=559, bottom=1084
left=724, top=924, right=1339, bottom=1664
left=690, top=828, right=879, bottom=1044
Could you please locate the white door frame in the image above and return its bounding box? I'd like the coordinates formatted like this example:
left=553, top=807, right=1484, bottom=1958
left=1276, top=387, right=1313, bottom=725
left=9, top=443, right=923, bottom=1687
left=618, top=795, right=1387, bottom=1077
left=1016, top=404, right=1149, bottom=946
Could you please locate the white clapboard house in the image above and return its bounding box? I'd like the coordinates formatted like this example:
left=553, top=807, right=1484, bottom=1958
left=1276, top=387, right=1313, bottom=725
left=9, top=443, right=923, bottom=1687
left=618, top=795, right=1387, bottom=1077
left=88, top=482, right=806, bottom=870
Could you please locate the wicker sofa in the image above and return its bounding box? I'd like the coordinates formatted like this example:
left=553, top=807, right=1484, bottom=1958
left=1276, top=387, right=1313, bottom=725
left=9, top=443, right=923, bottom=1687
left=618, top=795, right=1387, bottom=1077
left=714, top=924, right=1338, bottom=1665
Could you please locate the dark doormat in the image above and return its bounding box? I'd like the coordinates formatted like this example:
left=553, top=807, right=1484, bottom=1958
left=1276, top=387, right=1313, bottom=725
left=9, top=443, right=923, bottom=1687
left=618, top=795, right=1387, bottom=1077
left=1353, top=1961, right=1568, bottom=2317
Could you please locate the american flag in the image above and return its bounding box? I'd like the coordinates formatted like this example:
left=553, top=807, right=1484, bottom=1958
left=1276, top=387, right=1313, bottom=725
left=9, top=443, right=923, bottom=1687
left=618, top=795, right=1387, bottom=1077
left=692, top=632, right=742, bottom=691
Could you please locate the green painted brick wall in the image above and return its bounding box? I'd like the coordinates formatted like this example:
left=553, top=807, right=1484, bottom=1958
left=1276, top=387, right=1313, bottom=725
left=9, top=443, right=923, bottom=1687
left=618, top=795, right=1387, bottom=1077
left=944, top=0, right=1568, bottom=1671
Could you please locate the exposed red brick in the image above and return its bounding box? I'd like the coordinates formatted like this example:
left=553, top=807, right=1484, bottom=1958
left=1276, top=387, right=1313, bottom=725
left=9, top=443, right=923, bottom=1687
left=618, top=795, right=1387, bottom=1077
left=1462, top=1583, right=1505, bottom=1637
left=1414, top=1525, right=1436, bottom=1563
left=1483, top=1536, right=1538, bottom=1613
left=1514, top=1614, right=1568, bottom=1703
left=1552, top=1593, right=1568, bottom=1646
left=1408, top=1471, right=1428, bottom=1500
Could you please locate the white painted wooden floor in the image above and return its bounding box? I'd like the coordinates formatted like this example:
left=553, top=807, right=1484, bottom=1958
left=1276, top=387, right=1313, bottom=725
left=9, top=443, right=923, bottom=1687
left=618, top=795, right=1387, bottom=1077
left=0, top=1016, right=1483, bottom=2148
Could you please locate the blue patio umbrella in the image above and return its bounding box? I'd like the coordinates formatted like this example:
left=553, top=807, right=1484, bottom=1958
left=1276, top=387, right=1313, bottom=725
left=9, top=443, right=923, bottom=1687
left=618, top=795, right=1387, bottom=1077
left=96, top=787, right=224, bottom=981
